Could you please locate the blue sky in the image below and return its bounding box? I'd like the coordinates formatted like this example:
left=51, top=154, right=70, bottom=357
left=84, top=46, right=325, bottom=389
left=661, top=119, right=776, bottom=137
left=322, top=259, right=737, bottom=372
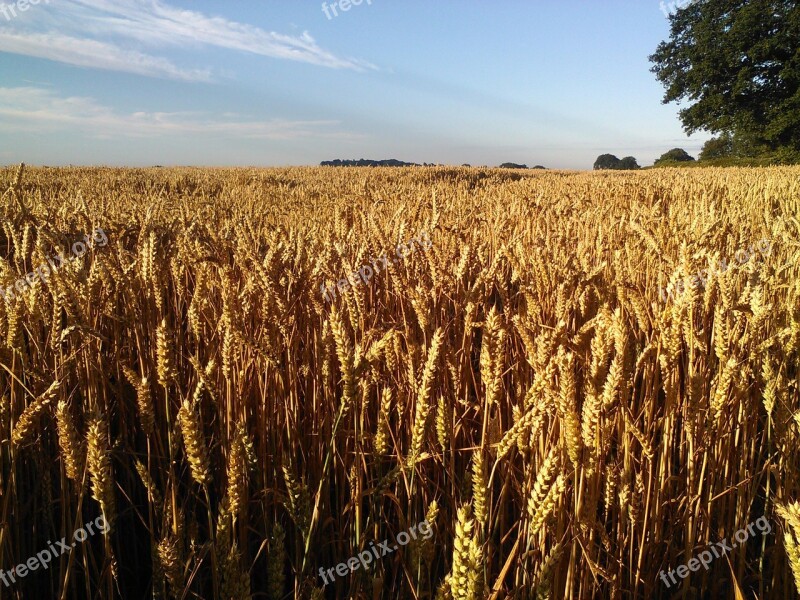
left=0, top=0, right=708, bottom=169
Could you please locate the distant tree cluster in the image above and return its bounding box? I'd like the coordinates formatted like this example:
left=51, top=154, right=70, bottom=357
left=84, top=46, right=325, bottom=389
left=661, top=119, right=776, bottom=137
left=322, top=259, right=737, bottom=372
left=697, top=132, right=775, bottom=162
left=699, top=134, right=734, bottom=161
left=321, top=159, right=420, bottom=167
left=593, top=154, right=640, bottom=170
left=321, top=160, right=548, bottom=169
left=654, top=148, right=696, bottom=165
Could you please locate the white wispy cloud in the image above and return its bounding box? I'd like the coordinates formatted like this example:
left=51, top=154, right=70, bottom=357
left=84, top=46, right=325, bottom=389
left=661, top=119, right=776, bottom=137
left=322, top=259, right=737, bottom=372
left=0, top=0, right=374, bottom=80
left=0, top=87, right=363, bottom=140
left=0, top=31, right=212, bottom=81
left=68, top=0, right=375, bottom=70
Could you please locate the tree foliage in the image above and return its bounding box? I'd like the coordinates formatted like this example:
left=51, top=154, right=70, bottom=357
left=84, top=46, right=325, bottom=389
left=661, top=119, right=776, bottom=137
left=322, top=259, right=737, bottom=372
left=619, top=156, right=641, bottom=170
left=655, top=148, right=696, bottom=164
left=594, top=154, right=640, bottom=170
left=594, top=154, right=621, bottom=170
left=700, top=133, right=735, bottom=160
left=650, top=0, right=800, bottom=153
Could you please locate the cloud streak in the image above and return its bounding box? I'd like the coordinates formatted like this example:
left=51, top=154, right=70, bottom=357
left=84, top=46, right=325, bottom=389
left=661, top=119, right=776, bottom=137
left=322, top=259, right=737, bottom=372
left=0, top=31, right=212, bottom=81
left=0, top=87, right=363, bottom=140
left=68, top=0, right=376, bottom=70
left=0, top=0, right=374, bottom=80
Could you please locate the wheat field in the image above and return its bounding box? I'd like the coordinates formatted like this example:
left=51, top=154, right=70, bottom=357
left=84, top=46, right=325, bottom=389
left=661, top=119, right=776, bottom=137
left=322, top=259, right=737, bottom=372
left=0, top=164, right=799, bottom=599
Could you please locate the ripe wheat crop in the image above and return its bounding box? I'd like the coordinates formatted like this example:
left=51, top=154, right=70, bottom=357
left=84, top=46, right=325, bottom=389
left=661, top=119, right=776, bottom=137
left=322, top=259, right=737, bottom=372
left=0, top=164, right=799, bottom=599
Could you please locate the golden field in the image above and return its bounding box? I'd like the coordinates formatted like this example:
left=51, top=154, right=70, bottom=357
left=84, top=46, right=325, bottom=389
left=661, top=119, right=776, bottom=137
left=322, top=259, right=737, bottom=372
left=0, top=165, right=799, bottom=599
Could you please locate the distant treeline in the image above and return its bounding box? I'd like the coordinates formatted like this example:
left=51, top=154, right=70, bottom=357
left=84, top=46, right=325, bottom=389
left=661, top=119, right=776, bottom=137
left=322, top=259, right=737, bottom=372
left=499, top=163, right=547, bottom=169
left=321, top=159, right=547, bottom=169
left=321, top=159, right=420, bottom=167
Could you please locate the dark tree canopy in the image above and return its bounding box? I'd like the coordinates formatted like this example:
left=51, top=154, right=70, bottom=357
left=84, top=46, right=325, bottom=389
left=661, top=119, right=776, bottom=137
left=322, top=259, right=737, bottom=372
left=594, top=154, right=640, bottom=170
left=699, top=133, right=735, bottom=159
left=655, top=148, right=696, bottom=164
left=594, top=154, right=622, bottom=170
left=619, top=156, right=641, bottom=170
left=321, top=159, right=420, bottom=167
left=650, top=0, right=800, bottom=153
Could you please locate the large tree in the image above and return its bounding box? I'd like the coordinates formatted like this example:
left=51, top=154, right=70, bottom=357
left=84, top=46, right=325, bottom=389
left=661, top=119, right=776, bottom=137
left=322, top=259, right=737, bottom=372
left=650, top=0, right=800, bottom=153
